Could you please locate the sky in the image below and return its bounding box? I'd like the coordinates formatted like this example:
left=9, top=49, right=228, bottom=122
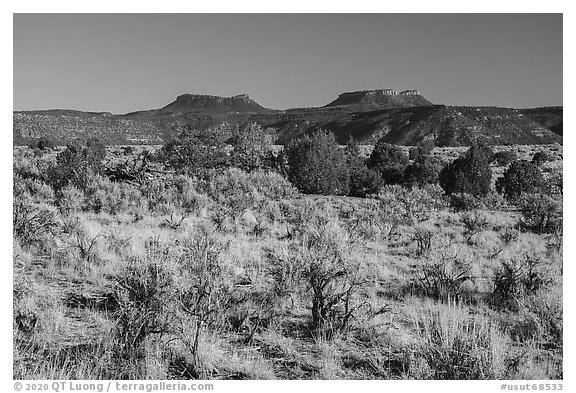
left=13, top=13, right=563, bottom=113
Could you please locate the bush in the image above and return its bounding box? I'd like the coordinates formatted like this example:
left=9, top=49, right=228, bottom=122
left=206, top=168, right=260, bottom=216
left=460, top=210, right=489, bottom=244
left=375, top=184, right=447, bottom=225
left=348, top=165, right=384, bottom=197
left=492, top=150, right=518, bottom=166
left=418, top=140, right=435, bottom=156
left=16, top=176, right=55, bottom=205
left=247, top=170, right=298, bottom=201
left=172, top=175, right=209, bottom=215
left=140, top=178, right=173, bottom=214
left=367, top=140, right=409, bottom=185
left=122, top=146, right=135, bottom=156
left=412, top=225, right=434, bottom=256
left=296, top=223, right=366, bottom=336
left=412, top=254, right=473, bottom=302
left=13, top=198, right=59, bottom=250
left=49, top=138, right=106, bottom=191
left=403, top=155, right=444, bottom=186
left=496, top=160, right=545, bottom=201
left=492, top=254, right=555, bottom=311
left=157, top=125, right=231, bottom=174
left=532, top=150, right=551, bottom=166
left=28, top=136, right=55, bottom=151
left=229, top=123, right=275, bottom=172
left=544, top=165, right=563, bottom=196
left=173, top=226, right=232, bottom=366
left=58, top=185, right=85, bottom=214
left=448, top=193, right=485, bottom=212
left=439, top=143, right=493, bottom=196
left=84, top=174, right=127, bottom=214
left=518, top=193, right=562, bottom=234
left=346, top=138, right=383, bottom=197
left=285, top=130, right=349, bottom=195
left=114, top=256, right=173, bottom=358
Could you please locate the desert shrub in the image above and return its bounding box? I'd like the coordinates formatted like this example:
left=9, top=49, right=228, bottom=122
left=172, top=175, right=210, bottom=215
left=140, top=178, right=174, bottom=214
left=460, top=210, right=489, bottom=242
left=412, top=225, right=434, bottom=257
left=172, top=225, right=233, bottom=367
left=412, top=254, right=473, bottom=303
left=264, top=245, right=303, bottom=308
left=113, top=256, right=173, bottom=359
left=83, top=174, right=128, bottom=214
left=247, top=170, right=298, bottom=201
left=403, top=155, right=444, bottom=186
left=448, top=193, right=485, bottom=212
left=66, top=225, right=105, bottom=265
left=58, top=185, right=85, bottom=214
left=13, top=197, right=59, bottom=250
left=346, top=138, right=383, bottom=197
left=32, top=136, right=55, bottom=151
left=206, top=168, right=260, bottom=218
left=492, top=254, right=556, bottom=311
left=522, top=289, right=563, bottom=349
left=375, top=184, right=446, bottom=226
left=13, top=151, right=43, bottom=181
left=482, top=191, right=510, bottom=211
left=122, top=146, right=135, bottom=156
left=366, top=140, right=409, bottom=185
left=348, top=166, right=383, bottom=198
left=439, top=143, right=493, bottom=196
left=532, top=150, right=551, bottom=166
left=340, top=201, right=382, bottom=245
left=295, top=223, right=367, bottom=336
left=275, top=205, right=369, bottom=336
left=156, top=125, right=230, bottom=174
left=413, top=305, right=510, bottom=379
left=229, top=123, right=276, bottom=171
left=518, top=193, right=562, bottom=234
left=499, top=227, right=520, bottom=245
left=492, top=150, right=518, bottom=166
left=105, top=229, right=133, bottom=257
left=418, top=140, right=435, bottom=156
left=15, top=176, right=55, bottom=204
left=48, top=138, right=106, bottom=191
left=544, top=165, right=563, bottom=196
left=496, top=160, right=545, bottom=201
left=285, top=130, right=350, bottom=195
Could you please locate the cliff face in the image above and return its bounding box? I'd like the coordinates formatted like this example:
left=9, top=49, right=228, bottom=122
left=13, top=91, right=563, bottom=147
left=127, top=94, right=274, bottom=118
left=324, top=89, right=432, bottom=109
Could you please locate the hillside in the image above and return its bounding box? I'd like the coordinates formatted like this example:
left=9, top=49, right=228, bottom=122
left=13, top=91, right=563, bottom=147
left=520, top=106, right=563, bottom=136
left=325, top=89, right=432, bottom=109
left=127, top=93, right=274, bottom=117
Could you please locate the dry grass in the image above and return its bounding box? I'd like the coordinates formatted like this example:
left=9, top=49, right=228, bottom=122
left=13, top=146, right=562, bottom=380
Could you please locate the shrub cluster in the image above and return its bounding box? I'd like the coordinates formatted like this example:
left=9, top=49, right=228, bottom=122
left=439, top=143, right=493, bottom=197
left=496, top=160, right=545, bottom=201
left=285, top=130, right=349, bottom=195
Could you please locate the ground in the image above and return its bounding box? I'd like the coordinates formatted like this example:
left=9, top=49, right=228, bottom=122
left=13, top=145, right=563, bottom=380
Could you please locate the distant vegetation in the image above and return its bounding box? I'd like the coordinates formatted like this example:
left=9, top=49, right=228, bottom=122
left=13, top=125, right=563, bottom=380
left=14, top=91, right=562, bottom=147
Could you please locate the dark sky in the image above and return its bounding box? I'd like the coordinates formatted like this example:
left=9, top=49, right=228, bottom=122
left=13, top=13, right=562, bottom=113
